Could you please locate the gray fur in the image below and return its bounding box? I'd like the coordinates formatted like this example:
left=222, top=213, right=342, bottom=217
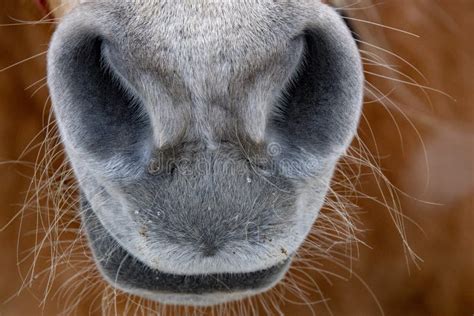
left=47, top=0, right=363, bottom=306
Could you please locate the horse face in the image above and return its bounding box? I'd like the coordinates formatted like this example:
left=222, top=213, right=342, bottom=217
left=47, top=0, right=362, bottom=305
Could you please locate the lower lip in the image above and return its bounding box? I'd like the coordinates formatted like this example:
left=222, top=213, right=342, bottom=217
left=112, top=259, right=293, bottom=306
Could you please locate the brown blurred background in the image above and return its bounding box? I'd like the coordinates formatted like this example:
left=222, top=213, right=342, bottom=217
left=0, top=0, right=473, bottom=315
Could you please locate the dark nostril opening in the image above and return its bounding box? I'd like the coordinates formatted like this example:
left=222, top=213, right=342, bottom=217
left=49, top=33, right=150, bottom=162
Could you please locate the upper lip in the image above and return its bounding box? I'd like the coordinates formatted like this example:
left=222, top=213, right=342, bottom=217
left=82, top=194, right=292, bottom=295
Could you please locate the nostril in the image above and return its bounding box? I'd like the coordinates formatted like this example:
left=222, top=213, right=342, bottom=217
left=49, top=30, right=151, bottom=164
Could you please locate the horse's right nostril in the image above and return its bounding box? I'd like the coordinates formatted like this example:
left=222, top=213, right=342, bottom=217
left=48, top=29, right=151, bottom=165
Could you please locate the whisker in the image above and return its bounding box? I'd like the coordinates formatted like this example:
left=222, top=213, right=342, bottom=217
left=0, top=50, right=48, bottom=73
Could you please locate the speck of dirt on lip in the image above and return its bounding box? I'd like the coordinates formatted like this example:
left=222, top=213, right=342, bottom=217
left=139, top=226, right=148, bottom=237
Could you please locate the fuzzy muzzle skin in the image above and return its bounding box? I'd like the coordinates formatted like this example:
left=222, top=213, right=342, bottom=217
left=81, top=194, right=292, bottom=306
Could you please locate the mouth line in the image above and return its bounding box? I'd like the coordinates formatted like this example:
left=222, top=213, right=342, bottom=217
left=80, top=194, right=292, bottom=297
